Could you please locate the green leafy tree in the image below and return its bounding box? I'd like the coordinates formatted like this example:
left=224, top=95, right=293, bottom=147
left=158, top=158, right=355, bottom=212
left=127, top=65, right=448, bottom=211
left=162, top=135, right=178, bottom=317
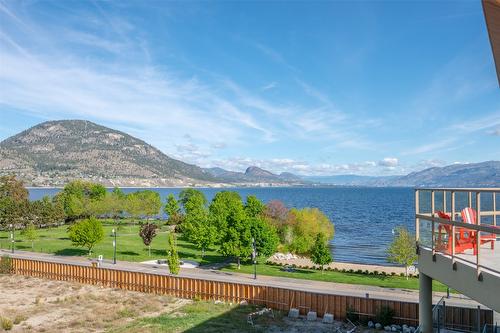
left=387, top=226, right=417, bottom=279
left=245, top=195, right=265, bottom=218
left=21, top=223, right=38, bottom=250
left=0, top=175, right=30, bottom=228
left=126, top=190, right=162, bottom=222
left=164, top=194, right=183, bottom=225
left=210, top=191, right=252, bottom=269
left=167, top=232, right=180, bottom=275
left=249, top=217, right=279, bottom=258
left=180, top=190, right=215, bottom=256
left=68, top=217, right=104, bottom=255
left=179, top=189, right=207, bottom=214
left=288, top=208, right=335, bottom=255
left=310, top=233, right=333, bottom=273
left=139, top=223, right=158, bottom=256
left=55, top=181, right=106, bottom=221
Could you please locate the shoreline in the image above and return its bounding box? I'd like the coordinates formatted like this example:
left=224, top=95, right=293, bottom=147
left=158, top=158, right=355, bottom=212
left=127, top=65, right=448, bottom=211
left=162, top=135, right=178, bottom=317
left=267, top=256, right=417, bottom=276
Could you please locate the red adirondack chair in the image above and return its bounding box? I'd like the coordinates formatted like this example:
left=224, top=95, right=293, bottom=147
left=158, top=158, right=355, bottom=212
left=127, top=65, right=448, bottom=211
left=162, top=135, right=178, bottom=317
left=461, top=207, right=496, bottom=255
left=436, top=211, right=474, bottom=254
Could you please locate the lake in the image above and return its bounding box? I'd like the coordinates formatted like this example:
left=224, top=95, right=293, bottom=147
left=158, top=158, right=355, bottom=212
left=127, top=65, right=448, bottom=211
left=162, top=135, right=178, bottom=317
left=29, top=187, right=415, bottom=266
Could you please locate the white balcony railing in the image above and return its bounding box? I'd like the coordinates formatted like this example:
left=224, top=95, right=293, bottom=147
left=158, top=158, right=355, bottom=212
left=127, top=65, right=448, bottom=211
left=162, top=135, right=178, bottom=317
left=415, top=188, right=500, bottom=278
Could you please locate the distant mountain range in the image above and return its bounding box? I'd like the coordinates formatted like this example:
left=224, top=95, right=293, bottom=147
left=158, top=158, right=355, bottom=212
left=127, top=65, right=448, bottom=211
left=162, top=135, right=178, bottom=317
left=0, top=120, right=498, bottom=187
left=306, top=161, right=500, bottom=187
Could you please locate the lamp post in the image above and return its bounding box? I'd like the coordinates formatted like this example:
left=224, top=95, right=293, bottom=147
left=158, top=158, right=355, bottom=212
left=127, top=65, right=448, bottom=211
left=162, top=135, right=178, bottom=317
left=112, top=228, right=117, bottom=264
left=10, top=223, right=14, bottom=253
left=252, top=237, right=257, bottom=280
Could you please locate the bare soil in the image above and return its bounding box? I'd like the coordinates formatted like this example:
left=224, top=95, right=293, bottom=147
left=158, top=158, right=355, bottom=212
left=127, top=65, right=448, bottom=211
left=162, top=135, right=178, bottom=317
left=0, top=274, right=188, bottom=332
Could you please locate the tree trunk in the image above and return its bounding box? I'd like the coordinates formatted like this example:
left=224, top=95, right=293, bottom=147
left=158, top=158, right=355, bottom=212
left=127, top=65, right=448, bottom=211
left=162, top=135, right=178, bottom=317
left=148, top=245, right=151, bottom=257
left=237, top=257, right=241, bottom=269
left=31, top=241, right=34, bottom=251
left=201, top=248, right=205, bottom=258
left=405, top=266, right=408, bottom=280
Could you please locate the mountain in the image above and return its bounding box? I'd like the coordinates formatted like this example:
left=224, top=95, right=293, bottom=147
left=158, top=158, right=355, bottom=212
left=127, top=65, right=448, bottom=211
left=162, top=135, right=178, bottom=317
left=0, top=120, right=216, bottom=187
left=0, top=120, right=305, bottom=187
left=306, top=162, right=500, bottom=187
left=387, top=161, right=500, bottom=187
left=304, top=175, right=399, bottom=186
left=204, top=166, right=304, bottom=184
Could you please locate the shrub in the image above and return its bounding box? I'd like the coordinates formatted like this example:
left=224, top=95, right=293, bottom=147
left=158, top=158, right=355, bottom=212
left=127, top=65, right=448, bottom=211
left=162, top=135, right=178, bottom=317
left=348, top=269, right=354, bottom=273
left=391, top=272, right=396, bottom=276
left=356, top=269, right=363, bottom=274
left=373, top=270, right=379, bottom=275
left=0, top=256, right=12, bottom=274
left=1, top=317, right=13, bottom=330
left=13, top=315, right=26, bottom=325
left=364, top=270, right=369, bottom=275
left=346, top=305, right=359, bottom=323
left=375, top=305, right=395, bottom=326
left=400, top=273, right=405, bottom=277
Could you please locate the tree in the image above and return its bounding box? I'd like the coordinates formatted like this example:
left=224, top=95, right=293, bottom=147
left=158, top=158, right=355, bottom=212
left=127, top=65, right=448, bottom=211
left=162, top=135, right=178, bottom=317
left=310, top=233, right=333, bottom=273
left=55, top=181, right=106, bottom=221
left=0, top=175, right=28, bottom=202
left=180, top=190, right=215, bottom=257
left=210, top=191, right=252, bottom=269
left=0, top=175, right=30, bottom=228
left=387, top=226, right=417, bottom=279
left=249, top=217, right=279, bottom=258
left=245, top=195, right=265, bottom=218
left=139, top=223, right=158, bottom=256
left=167, top=232, right=180, bottom=275
left=179, top=189, right=207, bottom=214
left=68, top=217, right=104, bottom=255
left=21, top=223, right=38, bottom=250
left=126, top=190, right=162, bottom=222
left=287, top=208, right=335, bottom=255
left=164, top=194, right=182, bottom=225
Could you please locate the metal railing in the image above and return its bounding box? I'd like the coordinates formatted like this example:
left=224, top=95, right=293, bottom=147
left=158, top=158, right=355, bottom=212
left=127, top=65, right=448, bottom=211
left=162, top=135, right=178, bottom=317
left=415, top=188, right=500, bottom=278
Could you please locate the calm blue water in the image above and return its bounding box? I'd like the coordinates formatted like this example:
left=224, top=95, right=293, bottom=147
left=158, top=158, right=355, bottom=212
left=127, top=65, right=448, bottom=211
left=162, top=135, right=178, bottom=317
left=28, top=187, right=415, bottom=266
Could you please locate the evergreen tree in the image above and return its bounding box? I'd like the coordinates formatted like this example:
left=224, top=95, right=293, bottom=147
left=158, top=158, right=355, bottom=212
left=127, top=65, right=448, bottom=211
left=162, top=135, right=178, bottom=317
left=167, top=232, right=180, bottom=275
left=310, top=233, right=333, bottom=273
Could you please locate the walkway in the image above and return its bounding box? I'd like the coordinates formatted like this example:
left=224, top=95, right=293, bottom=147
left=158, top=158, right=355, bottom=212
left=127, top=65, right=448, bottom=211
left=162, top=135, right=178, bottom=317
left=0, top=249, right=483, bottom=309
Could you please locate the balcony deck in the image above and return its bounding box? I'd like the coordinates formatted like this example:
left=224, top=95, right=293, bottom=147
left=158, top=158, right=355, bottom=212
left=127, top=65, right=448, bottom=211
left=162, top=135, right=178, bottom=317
left=454, top=240, right=500, bottom=276
left=415, top=188, right=500, bottom=312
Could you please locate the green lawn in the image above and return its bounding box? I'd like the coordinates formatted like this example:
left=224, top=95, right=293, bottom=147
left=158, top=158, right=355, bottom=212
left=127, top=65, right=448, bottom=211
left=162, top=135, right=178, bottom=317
left=112, top=301, right=278, bottom=333
left=222, top=260, right=450, bottom=292
left=0, top=222, right=222, bottom=265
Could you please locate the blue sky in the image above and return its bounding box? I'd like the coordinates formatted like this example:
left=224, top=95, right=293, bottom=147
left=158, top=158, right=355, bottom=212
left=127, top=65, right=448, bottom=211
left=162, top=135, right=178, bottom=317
left=0, top=1, right=498, bottom=176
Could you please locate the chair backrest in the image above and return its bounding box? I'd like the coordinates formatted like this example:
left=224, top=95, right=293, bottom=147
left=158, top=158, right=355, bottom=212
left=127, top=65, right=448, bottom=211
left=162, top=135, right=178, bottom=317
left=461, top=207, right=477, bottom=224
left=437, top=211, right=451, bottom=220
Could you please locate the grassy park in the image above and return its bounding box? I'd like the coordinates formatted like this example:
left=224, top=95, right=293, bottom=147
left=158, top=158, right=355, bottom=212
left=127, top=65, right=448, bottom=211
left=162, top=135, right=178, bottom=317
left=0, top=177, right=429, bottom=292
left=0, top=221, right=222, bottom=265
left=0, top=221, right=449, bottom=292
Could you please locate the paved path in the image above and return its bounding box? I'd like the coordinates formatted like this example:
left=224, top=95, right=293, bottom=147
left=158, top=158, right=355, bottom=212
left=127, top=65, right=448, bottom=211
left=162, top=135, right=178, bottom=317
left=0, top=249, right=482, bottom=309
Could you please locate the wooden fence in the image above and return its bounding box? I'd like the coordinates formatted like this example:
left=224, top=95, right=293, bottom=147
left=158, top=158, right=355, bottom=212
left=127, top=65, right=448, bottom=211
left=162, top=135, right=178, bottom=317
left=2, top=257, right=493, bottom=329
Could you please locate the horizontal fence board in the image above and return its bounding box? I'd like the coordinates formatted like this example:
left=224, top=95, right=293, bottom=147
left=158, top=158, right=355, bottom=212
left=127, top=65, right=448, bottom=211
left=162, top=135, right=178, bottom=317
left=1, top=257, right=492, bottom=328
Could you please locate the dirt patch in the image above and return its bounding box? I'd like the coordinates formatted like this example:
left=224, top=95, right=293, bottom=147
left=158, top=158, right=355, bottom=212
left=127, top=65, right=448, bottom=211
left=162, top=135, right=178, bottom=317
left=0, top=274, right=189, bottom=332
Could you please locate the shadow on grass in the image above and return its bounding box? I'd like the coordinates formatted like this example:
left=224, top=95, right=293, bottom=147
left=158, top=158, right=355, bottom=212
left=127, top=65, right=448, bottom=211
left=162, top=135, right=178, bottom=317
left=119, top=251, right=140, bottom=256
left=54, top=248, right=88, bottom=256
left=132, top=301, right=271, bottom=333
